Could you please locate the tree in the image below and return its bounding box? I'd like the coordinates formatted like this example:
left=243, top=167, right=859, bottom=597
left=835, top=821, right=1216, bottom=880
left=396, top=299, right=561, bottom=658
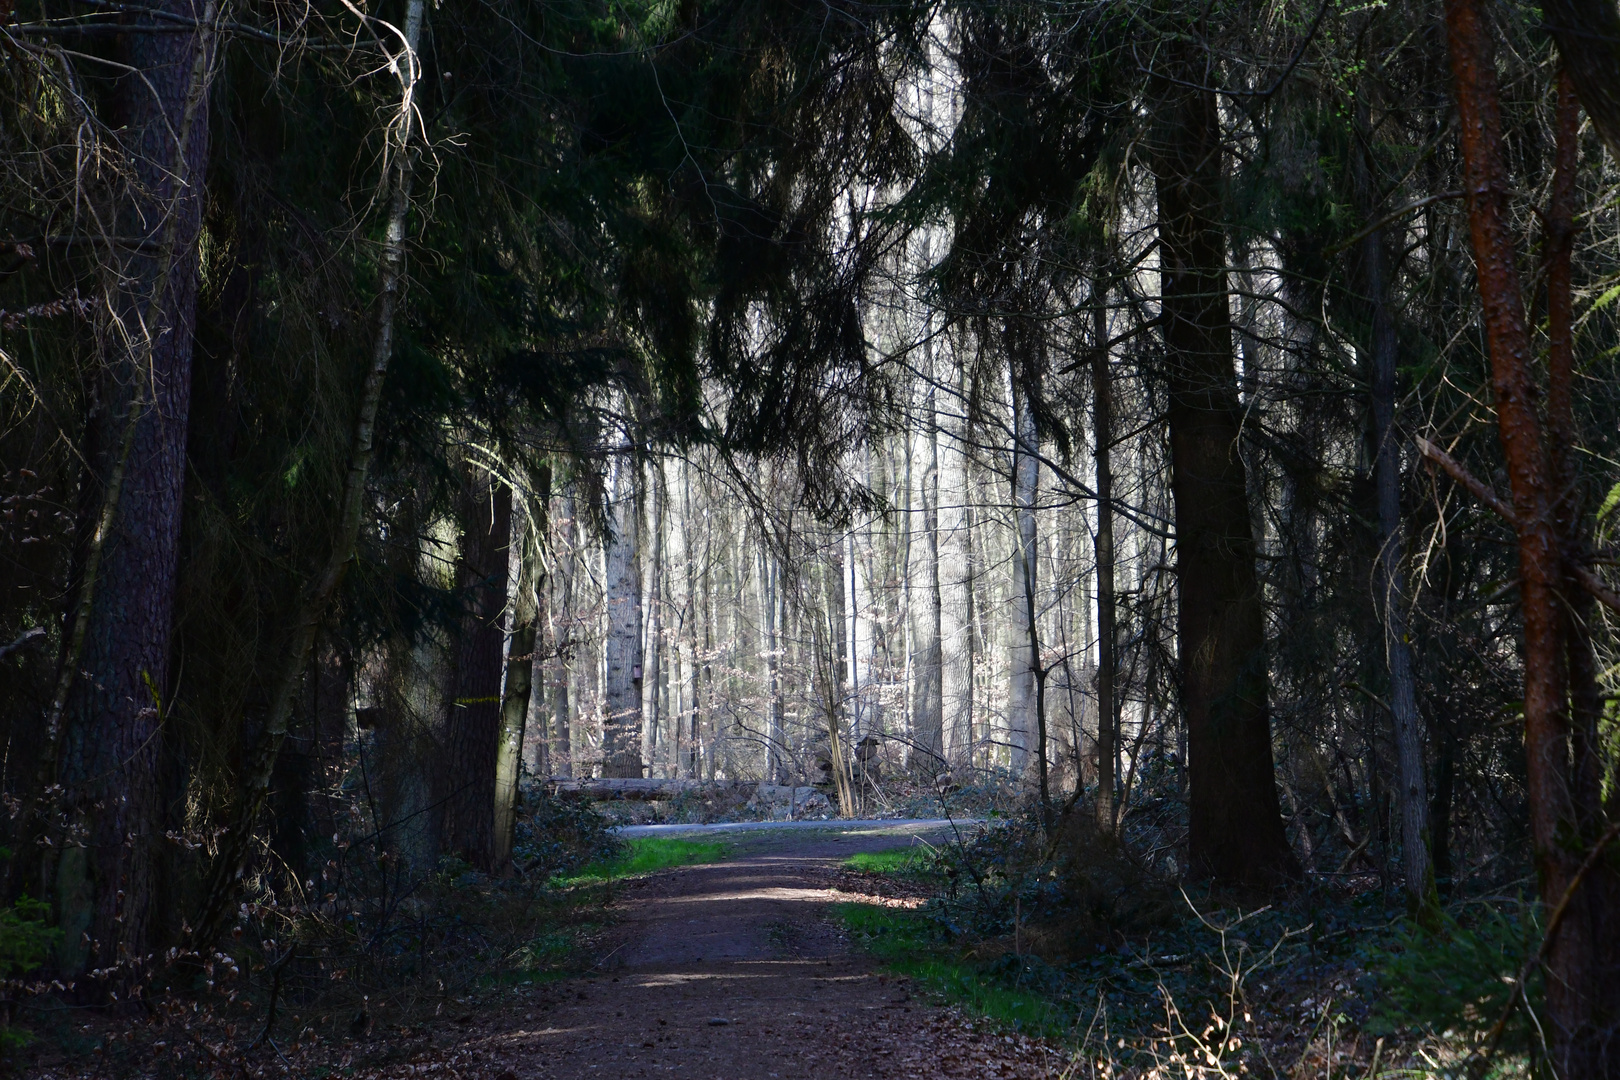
left=1149, top=34, right=1295, bottom=886
left=1444, top=0, right=1620, bottom=1065
left=441, top=466, right=512, bottom=871
left=51, top=0, right=218, bottom=980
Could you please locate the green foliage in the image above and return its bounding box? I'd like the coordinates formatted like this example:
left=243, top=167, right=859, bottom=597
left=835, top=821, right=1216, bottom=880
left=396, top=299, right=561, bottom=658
left=558, top=838, right=731, bottom=885
left=1361, top=901, right=1541, bottom=1049
left=0, top=853, right=58, bottom=1054
left=512, top=791, right=624, bottom=879
left=0, top=893, right=55, bottom=978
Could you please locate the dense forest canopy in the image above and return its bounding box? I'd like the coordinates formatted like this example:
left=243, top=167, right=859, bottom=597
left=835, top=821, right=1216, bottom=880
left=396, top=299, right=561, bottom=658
left=3, top=0, right=1620, bottom=1073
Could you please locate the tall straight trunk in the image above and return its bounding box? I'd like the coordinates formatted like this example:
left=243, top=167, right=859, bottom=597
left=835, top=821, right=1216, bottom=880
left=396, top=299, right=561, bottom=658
left=758, top=541, right=785, bottom=783
left=813, top=561, right=856, bottom=817
left=1546, top=76, right=1611, bottom=887
left=601, top=445, right=643, bottom=778
left=495, top=474, right=546, bottom=870
left=682, top=462, right=701, bottom=779
left=1549, top=66, right=1620, bottom=1067
left=939, top=354, right=975, bottom=767
left=1151, top=42, right=1295, bottom=885
left=1355, top=142, right=1438, bottom=922
left=549, top=481, right=577, bottom=778
left=442, top=470, right=512, bottom=871
left=50, top=0, right=217, bottom=979
left=699, top=490, right=715, bottom=781
left=1092, top=284, right=1119, bottom=834
left=641, top=461, right=664, bottom=775
left=844, top=531, right=862, bottom=738
left=1445, top=9, right=1618, bottom=1070
left=1005, top=366, right=1038, bottom=778
left=192, top=0, right=424, bottom=950
left=910, top=347, right=945, bottom=767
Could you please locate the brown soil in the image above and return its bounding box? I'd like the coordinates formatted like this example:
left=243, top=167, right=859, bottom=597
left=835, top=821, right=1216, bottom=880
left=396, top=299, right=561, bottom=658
left=368, top=824, right=1068, bottom=1080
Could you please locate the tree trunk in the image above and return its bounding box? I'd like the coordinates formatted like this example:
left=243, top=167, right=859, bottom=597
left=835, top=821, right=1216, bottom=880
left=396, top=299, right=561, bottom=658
left=1151, top=41, right=1295, bottom=885
left=495, top=476, right=545, bottom=871
left=910, top=341, right=945, bottom=769
left=50, top=0, right=218, bottom=981
left=1355, top=137, right=1439, bottom=923
left=1005, top=368, right=1038, bottom=778
left=1445, top=7, right=1617, bottom=1070
left=442, top=469, right=512, bottom=871
left=641, top=461, right=664, bottom=775
left=1543, top=0, right=1620, bottom=161
left=939, top=353, right=975, bottom=768
left=758, top=539, right=786, bottom=784
left=1092, top=282, right=1119, bottom=834
left=549, top=480, right=577, bottom=778
left=1548, top=65, right=1620, bottom=1069
left=601, top=445, right=643, bottom=778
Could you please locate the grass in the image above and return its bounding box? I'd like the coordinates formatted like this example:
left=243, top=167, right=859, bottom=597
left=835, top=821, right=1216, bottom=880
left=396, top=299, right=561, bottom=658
left=835, top=903, right=1068, bottom=1038
left=556, top=837, right=731, bottom=885
left=842, top=846, right=936, bottom=877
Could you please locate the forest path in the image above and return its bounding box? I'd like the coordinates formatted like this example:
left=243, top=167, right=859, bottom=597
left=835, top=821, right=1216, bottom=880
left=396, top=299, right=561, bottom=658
left=450, top=823, right=1066, bottom=1079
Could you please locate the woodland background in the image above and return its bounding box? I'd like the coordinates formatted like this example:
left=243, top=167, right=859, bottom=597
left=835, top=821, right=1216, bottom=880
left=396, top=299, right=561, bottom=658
left=2, top=0, right=1620, bottom=1073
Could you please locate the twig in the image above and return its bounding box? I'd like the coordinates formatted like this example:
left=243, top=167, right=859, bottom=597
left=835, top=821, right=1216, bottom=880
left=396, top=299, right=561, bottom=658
left=1416, top=436, right=1620, bottom=616
left=1325, top=191, right=1465, bottom=255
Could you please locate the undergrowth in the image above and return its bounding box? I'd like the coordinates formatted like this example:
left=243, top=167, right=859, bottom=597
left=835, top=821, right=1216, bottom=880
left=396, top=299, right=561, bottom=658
left=837, top=805, right=1547, bottom=1078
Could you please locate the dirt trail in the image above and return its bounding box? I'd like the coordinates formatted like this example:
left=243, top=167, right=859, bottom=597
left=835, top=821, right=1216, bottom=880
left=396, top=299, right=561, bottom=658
left=440, top=824, right=1066, bottom=1080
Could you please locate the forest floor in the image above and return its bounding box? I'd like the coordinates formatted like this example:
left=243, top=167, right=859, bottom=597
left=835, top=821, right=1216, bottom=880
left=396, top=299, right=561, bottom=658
left=368, top=822, right=1068, bottom=1080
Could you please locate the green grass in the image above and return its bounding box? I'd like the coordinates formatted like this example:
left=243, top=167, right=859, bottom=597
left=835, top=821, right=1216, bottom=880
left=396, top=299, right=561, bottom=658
left=835, top=903, right=1067, bottom=1037
left=557, top=837, right=730, bottom=885
left=842, top=846, right=935, bottom=877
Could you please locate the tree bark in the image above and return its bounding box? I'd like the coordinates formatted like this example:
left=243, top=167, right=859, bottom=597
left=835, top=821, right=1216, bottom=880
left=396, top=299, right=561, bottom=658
left=51, top=0, right=218, bottom=981
left=1006, top=368, right=1038, bottom=778
left=601, top=443, right=644, bottom=778
left=1151, top=41, right=1295, bottom=885
left=758, top=537, right=786, bottom=784
left=494, top=477, right=545, bottom=871
left=441, top=469, right=512, bottom=871
left=1547, top=65, right=1620, bottom=1069
left=641, top=460, right=664, bottom=775
left=939, top=353, right=975, bottom=768
left=1355, top=138, right=1439, bottom=923
left=1445, top=7, right=1616, bottom=1070
left=549, top=479, right=577, bottom=778
left=910, top=345, right=945, bottom=767
left=1092, top=282, right=1119, bottom=835
left=1543, top=0, right=1620, bottom=162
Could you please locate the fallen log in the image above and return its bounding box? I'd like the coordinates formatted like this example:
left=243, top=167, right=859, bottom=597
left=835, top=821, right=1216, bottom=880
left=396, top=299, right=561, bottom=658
left=547, top=778, right=752, bottom=801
